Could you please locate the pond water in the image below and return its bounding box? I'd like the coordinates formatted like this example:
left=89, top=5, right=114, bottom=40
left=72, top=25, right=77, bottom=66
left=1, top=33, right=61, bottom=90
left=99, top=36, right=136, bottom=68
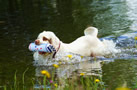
left=0, top=0, right=137, bottom=89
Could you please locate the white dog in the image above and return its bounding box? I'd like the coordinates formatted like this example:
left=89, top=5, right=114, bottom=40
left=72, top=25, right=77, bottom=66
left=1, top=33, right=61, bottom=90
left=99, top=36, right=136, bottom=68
left=34, top=27, right=118, bottom=59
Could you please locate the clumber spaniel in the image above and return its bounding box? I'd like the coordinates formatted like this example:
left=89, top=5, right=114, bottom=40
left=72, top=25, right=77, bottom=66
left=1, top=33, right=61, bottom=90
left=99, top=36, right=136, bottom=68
left=34, top=27, right=118, bottom=59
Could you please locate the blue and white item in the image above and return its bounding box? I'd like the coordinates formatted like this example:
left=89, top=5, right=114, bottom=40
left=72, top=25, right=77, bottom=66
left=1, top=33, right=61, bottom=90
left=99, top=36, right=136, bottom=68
left=28, top=43, right=56, bottom=53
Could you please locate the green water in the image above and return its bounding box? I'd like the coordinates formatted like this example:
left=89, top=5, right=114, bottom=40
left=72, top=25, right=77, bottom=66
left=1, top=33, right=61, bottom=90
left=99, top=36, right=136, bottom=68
left=0, top=0, right=137, bottom=89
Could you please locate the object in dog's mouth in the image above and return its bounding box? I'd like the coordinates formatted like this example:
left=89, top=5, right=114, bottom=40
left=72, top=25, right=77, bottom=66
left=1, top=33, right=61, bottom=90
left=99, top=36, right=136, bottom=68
left=28, top=43, right=56, bottom=55
left=38, top=51, right=46, bottom=55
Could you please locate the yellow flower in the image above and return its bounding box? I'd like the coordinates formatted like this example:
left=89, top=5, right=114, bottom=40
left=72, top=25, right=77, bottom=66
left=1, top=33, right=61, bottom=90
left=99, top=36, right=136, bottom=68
left=80, top=73, right=85, bottom=76
left=95, top=79, right=100, bottom=83
left=115, top=87, right=131, bottom=90
left=53, top=64, right=59, bottom=68
left=67, top=55, right=73, bottom=58
left=135, top=37, right=137, bottom=40
left=40, top=70, right=50, bottom=78
left=81, top=56, right=84, bottom=59
left=54, top=83, right=58, bottom=87
left=59, top=61, right=62, bottom=65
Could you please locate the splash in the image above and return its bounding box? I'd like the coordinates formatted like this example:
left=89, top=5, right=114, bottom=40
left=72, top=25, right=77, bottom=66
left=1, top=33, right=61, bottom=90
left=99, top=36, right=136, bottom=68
left=33, top=51, right=93, bottom=66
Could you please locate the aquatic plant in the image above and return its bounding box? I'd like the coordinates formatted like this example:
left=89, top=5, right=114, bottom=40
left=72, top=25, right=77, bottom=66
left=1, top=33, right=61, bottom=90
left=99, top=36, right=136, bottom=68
left=54, top=83, right=58, bottom=87
left=115, top=87, right=131, bottom=90
left=2, top=63, right=108, bottom=90
left=81, top=56, right=84, bottom=59
left=134, top=37, right=137, bottom=40
left=58, top=61, right=62, bottom=65
left=80, top=73, right=85, bottom=76
left=41, top=70, right=50, bottom=78
left=67, top=55, right=73, bottom=59
left=95, top=79, right=100, bottom=83
left=50, top=80, right=53, bottom=83
left=14, top=71, right=17, bottom=90
left=53, top=64, right=59, bottom=68
left=134, top=36, right=137, bottom=48
left=2, top=69, right=106, bottom=90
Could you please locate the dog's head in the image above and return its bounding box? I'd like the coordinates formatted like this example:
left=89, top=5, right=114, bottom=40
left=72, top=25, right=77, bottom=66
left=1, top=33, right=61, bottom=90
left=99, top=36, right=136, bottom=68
left=35, top=31, right=60, bottom=55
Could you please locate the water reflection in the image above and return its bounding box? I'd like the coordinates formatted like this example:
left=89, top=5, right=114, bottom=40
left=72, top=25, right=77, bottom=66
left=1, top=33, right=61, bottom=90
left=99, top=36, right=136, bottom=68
left=34, top=58, right=137, bottom=89
left=35, top=60, right=102, bottom=77
left=103, top=59, right=137, bottom=89
left=34, top=60, right=102, bottom=89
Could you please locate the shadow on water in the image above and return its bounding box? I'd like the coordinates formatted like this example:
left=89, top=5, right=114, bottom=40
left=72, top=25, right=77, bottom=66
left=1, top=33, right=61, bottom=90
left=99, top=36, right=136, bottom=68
left=0, top=0, right=137, bottom=89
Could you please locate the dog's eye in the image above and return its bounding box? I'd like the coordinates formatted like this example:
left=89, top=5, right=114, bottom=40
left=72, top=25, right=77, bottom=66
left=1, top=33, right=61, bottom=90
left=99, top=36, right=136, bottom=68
left=43, top=37, right=48, bottom=41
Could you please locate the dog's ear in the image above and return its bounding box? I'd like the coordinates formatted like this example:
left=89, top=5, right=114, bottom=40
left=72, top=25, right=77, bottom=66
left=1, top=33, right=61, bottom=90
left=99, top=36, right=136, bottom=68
left=47, top=32, right=60, bottom=49
left=84, top=27, right=98, bottom=37
left=49, top=38, right=52, bottom=44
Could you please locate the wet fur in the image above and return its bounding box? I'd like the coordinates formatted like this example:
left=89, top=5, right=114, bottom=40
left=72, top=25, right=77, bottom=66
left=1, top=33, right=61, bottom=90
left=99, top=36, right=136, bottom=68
left=34, top=27, right=118, bottom=59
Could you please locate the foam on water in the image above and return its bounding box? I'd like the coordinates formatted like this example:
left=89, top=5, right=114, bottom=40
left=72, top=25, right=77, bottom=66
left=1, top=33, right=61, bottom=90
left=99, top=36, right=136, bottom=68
left=33, top=51, right=93, bottom=66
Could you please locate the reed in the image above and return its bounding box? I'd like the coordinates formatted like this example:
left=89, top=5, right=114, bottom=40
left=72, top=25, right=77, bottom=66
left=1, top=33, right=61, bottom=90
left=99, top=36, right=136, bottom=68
left=22, top=68, right=29, bottom=90
left=2, top=66, right=105, bottom=90
left=14, top=71, right=17, bottom=90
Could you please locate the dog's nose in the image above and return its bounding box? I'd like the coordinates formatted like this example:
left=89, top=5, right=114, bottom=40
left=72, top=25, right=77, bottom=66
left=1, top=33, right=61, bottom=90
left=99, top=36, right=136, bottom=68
left=35, top=40, right=40, bottom=45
